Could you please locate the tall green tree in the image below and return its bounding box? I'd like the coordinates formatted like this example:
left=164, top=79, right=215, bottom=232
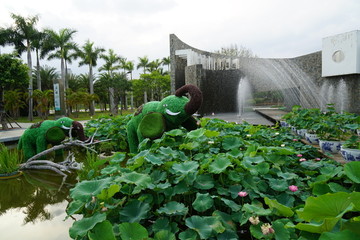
left=147, top=59, right=162, bottom=72
left=32, top=30, right=49, bottom=91
left=32, top=65, right=59, bottom=90
left=99, top=49, right=122, bottom=115
left=77, top=40, right=105, bottom=116
left=123, top=60, right=134, bottom=80
left=0, top=27, right=13, bottom=54
left=137, top=56, right=150, bottom=103
left=32, top=89, right=54, bottom=119
left=68, top=73, right=89, bottom=92
left=162, top=56, right=170, bottom=73
left=4, top=89, right=26, bottom=119
left=0, top=54, right=29, bottom=129
left=44, top=28, right=77, bottom=115
left=137, top=56, right=149, bottom=74
left=8, top=13, right=39, bottom=121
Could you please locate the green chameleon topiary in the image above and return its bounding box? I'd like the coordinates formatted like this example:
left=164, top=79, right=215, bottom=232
left=18, top=117, right=87, bottom=160
left=127, top=84, right=203, bottom=153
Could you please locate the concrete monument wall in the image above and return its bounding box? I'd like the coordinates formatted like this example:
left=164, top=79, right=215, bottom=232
left=170, top=34, right=360, bottom=114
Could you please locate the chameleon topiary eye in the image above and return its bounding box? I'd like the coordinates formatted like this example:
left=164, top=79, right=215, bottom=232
left=163, top=104, right=168, bottom=107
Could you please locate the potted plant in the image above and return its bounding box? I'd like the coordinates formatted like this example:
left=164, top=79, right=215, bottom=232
left=301, top=108, right=322, bottom=144
left=282, top=105, right=309, bottom=136
left=313, top=108, right=357, bottom=154
left=340, top=121, right=360, bottom=161
left=0, top=144, right=23, bottom=179
left=340, top=135, right=360, bottom=161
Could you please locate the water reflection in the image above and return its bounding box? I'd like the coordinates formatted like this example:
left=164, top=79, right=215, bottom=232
left=0, top=169, right=78, bottom=239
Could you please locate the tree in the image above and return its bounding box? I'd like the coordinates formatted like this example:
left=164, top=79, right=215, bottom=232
left=147, top=59, right=162, bottom=72
left=32, top=89, right=54, bottom=119
left=137, top=56, right=149, bottom=74
left=4, top=89, right=26, bottom=119
left=8, top=13, right=39, bottom=121
left=32, top=65, right=59, bottom=91
left=99, top=49, right=122, bottom=115
left=0, top=27, right=13, bottom=54
left=68, top=73, right=88, bottom=92
left=141, top=71, right=170, bottom=101
left=162, top=56, right=170, bottom=73
left=0, top=54, right=29, bottom=129
left=123, top=60, right=134, bottom=80
left=137, top=56, right=150, bottom=103
left=44, top=28, right=77, bottom=115
left=214, top=43, right=257, bottom=58
left=77, top=40, right=105, bottom=116
left=32, top=30, right=48, bottom=91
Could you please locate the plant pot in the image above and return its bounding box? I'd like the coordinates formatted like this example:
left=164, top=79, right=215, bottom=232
left=340, top=146, right=360, bottom=161
left=305, top=133, right=319, bottom=145
left=280, top=121, right=289, bottom=128
left=319, top=140, right=342, bottom=154
left=297, top=129, right=307, bottom=138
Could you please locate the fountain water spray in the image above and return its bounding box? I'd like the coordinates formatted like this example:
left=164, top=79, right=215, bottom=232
left=237, top=77, right=253, bottom=117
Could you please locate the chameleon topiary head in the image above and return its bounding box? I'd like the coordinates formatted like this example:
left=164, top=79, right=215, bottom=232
left=157, top=84, right=203, bottom=128
left=55, top=117, right=74, bottom=129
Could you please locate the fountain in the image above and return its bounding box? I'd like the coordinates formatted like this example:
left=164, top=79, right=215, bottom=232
left=237, top=77, right=253, bottom=117
left=170, top=33, right=360, bottom=115
left=238, top=58, right=328, bottom=111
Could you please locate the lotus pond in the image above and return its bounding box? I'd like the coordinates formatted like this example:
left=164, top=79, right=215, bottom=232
left=1, top=114, right=360, bottom=239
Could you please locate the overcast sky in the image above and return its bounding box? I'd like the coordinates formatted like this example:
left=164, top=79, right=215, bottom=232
left=1, top=0, right=359, bottom=78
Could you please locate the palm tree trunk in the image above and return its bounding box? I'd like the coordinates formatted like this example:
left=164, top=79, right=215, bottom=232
left=109, top=87, right=116, bottom=115
left=89, top=65, right=95, bottom=116
left=36, top=49, right=41, bottom=91
left=59, top=58, right=66, bottom=116
left=27, top=44, right=33, bottom=121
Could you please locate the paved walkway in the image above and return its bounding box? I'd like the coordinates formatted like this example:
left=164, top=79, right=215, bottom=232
left=0, top=121, right=88, bottom=143
left=0, top=122, right=33, bottom=143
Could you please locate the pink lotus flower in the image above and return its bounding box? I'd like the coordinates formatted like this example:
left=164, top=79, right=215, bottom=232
left=261, top=223, right=275, bottom=235
left=299, top=158, right=307, bottom=162
left=293, top=139, right=298, bottom=141
left=315, top=158, right=321, bottom=161
left=249, top=216, right=260, bottom=225
left=288, top=185, right=298, bottom=192
left=238, top=191, right=248, bottom=197
left=297, top=154, right=303, bottom=157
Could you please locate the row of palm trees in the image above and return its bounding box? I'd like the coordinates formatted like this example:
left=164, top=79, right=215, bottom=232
left=0, top=13, right=171, bottom=119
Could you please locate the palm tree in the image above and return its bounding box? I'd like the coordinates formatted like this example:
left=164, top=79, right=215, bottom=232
left=99, top=49, right=122, bottom=115
left=8, top=13, right=39, bottom=121
left=32, top=65, right=59, bottom=90
left=44, top=28, right=77, bottom=115
left=123, top=60, right=134, bottom=80
left=0, top=27, right=13, bottom=54
left=62, top=43, right=79, bottom=89
left=147, top=59, right=162, bottom=72
left=32, top=30, right=48, bottom=91
left=32, top=89, right=54, bottom=119
left=137, top=56, right=149, bottom=74
left=137, top=56, right=150, bottom=103
left=77, top=40, right=105, bottom=116
left=162, top=56, right=170, bottom=73
left=4, top=89, right=26, bottom=119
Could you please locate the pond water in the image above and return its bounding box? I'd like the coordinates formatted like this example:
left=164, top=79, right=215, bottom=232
left=0, top=168, right=78, bottom=240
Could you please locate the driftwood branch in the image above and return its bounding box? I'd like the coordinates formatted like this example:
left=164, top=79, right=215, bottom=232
left=20, top=129, right=111, bottom=187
